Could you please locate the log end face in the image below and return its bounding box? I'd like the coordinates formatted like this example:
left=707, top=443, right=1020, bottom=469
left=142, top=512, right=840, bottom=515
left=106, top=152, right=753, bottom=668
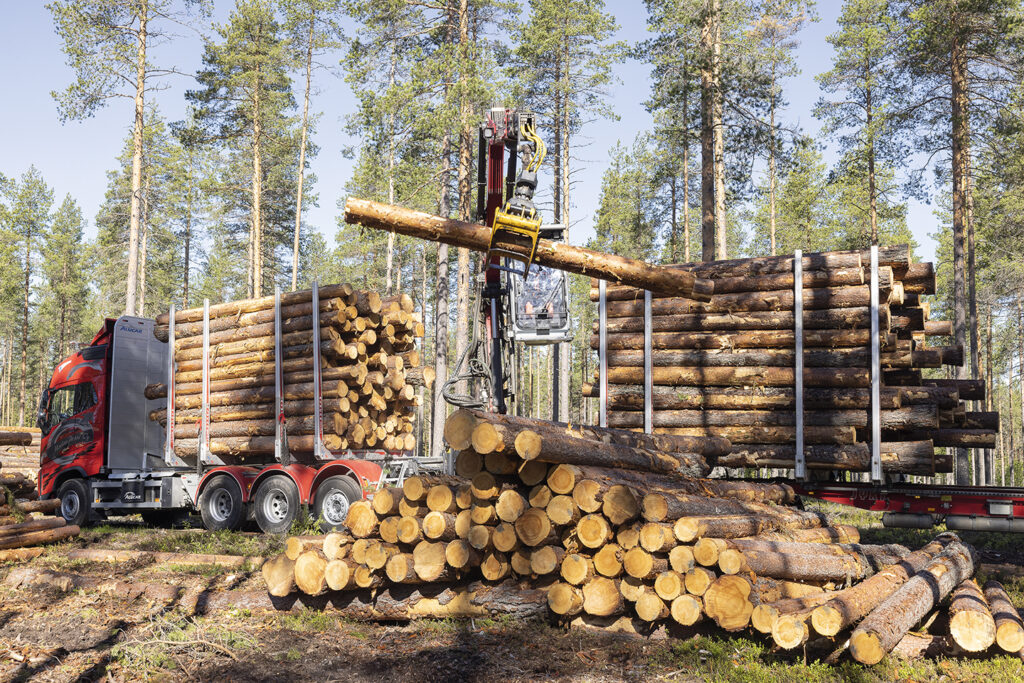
left=995, top=622, right=1024, bottom=653
left=771, top=613, right=809, bottom=650
left=849, top=630, right=885, bottom=665
left=810, top=604, right=843, bottom=637
left=950, top=611, right=997, bottom=652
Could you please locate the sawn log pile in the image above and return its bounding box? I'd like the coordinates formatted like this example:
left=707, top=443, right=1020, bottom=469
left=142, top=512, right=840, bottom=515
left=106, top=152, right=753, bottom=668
left=0, top=499, right=78, bottom=560
left=583, top=246, right=998, bottom=476
left=261, top=408, right=1003, bottom=665
left=144, top=284, right=432, bottom=456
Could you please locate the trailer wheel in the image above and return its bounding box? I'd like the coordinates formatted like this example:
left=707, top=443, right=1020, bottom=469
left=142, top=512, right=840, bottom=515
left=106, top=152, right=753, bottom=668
left=199, top=476, right=245, bottom=531
left=253, top=475, right=300, bottom=534
left=56, top=478, right=89, bottom=528
left=313, top=476, right=362, bottom=531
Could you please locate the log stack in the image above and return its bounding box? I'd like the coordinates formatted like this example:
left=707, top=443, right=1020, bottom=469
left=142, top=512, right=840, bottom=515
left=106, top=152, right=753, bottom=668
left=144, top=284, right=427, bottom=457
left=0, top=499, right=78, bottom=561
left=584, top=247, right=998, bottom=476
left=258, top=409, right=1016, bottom=664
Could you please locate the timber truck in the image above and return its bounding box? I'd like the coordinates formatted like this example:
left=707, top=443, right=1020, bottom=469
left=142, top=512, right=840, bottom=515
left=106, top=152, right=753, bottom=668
left=35, top=286, right=419, bottom=533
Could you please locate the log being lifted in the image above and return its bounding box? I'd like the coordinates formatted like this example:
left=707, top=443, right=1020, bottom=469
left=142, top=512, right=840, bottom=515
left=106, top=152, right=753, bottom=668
left=849, top=539, right=976, bottom=665
left=343, top=198, right=714, bottom=299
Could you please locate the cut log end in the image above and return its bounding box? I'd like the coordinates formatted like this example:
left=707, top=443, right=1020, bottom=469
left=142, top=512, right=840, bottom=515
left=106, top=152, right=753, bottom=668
left=849, top=630, right=885, bottom=665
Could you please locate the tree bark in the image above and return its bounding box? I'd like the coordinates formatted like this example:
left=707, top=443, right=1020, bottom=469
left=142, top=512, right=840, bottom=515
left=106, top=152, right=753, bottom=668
left=125, top=0, right=147, bottom=316
left=850, top=540, right=976, bottom=665
left=700, top=0, right=716, bottom=261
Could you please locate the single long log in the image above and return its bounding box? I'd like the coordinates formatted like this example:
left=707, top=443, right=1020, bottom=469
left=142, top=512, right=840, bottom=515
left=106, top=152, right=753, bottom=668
left=174, top=434, right=345, bottom=457
left=604, top=365, right=869, bottom=388
left=445, top=408, right=729, bottom=459
left=344, top=198, right=714, bottom=298
left=591, top=267, right=867, bottom=300
left=157, top=297, right=347, bottom=340
left=718, top=441, right=936, bottom=474
left=151, top=399, right=352, bottom=425
left=0, top=548, right=45, bottom=562
left=606, top=406, right=936, bottom=430
left=672, top=511, right=828, bottom=542
left=878, top=429, right=996, bottom=449
left=150, top=363, right=369, bottom=398
left=589, top=346, right=918, bottom=370
left=650, top=425, right=857, bottom=445
left=582, top=384, right=902, bottom=411
left=594, top=329, right=884, bottom=351
left=0, top=517, right=66, bottom=537
left=589, top=306, right=888, bottom=334
left=0, top=524, right=80, bottom=550
left=600, top=284, right=896, bottom=319
left=0, top=431, right=33, bottom=447
left=850, top=540, right=976, bottom=665
left=921, top=378, right=985, bottom=401
left=983, top=580, right=1024, bottom=653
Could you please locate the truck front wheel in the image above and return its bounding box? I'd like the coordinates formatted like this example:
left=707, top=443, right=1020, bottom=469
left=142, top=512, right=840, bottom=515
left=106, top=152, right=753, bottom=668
left=198, top=476, right=245, bottom=531
left=253, top=475, right=300, bottom=534
left=313, top=476, right=362, bottom=531
left=56, top=478, right=89, bottom=528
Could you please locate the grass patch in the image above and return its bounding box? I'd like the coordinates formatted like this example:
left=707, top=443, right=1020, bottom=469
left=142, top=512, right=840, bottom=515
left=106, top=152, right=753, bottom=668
left=280, top=610, right=339, bottom=632
left=163, top=562, right=231, bottom=577
left=136, top=529, right=284, bottom=558
left=644, top=633, right=1024, bottom=683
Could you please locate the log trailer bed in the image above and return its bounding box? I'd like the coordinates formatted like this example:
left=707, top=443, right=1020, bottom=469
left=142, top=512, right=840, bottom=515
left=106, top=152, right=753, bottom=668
left=36, top=283, right=428, bottom=534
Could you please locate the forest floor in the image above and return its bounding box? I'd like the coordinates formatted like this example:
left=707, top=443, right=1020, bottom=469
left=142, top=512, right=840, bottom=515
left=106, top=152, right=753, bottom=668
left=0, top=504, right=1022, bottom=682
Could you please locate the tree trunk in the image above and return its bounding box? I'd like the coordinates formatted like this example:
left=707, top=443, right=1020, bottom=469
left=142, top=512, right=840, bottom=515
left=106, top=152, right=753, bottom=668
left=700, top=0, right=716, bottom=261
left=983, top=580, right=1024, bottom=653
left=712, top=1, right=726, bottom=260
left=251, top=64, right=264, bottom=299
left=453, top=0, right=473, bottom=397
left=138, top=176, right=149, bottom=314
left=18, top=225, right=29, bottom=427
left=125, top=0, right=147, bottom=316
left=292, top=14, right=315, bottom=292
left=951, top=24, right=969, bottom=485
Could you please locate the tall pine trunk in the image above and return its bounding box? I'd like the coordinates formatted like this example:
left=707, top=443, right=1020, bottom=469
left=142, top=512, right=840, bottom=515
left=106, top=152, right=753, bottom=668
left=768, top=73, right=777, bottom=256
left=454, top=0, right=473, bottom=396
left=292, top=14, right=315, bottom=292
left=712, top=4, right=726, bottom=261
left=385, top=44, right=398, bottom=295
left=700, top=0, right=716, bottom=261
left=558, top=40, right=571, bottom=422
left=183, top=155, right=192, bottom=308
left=138, top=176, right=150, bottom=315
left=682, top=79, right=690, bottom=263
left=251, top=65, right=264, bottom=299
left=432, top=2, right=455, bottom=463
left=125, top=0, right=147, bottom=316
left=951, top=26, right=970, bottom=485
left=19, top=231, right=30, bottom=427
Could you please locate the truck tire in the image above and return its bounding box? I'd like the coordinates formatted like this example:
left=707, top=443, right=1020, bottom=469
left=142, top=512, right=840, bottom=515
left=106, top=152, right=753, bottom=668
left=313, top=476, right=362, bottom=531
left=56, top=478, right=89, bottom=528
left=199, top=476, right=245, bottom=531
left=253, top=474, right=300, bottom=534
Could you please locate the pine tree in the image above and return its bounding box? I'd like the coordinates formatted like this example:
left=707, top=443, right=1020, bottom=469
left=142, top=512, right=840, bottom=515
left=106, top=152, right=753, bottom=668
left=5, top=168, right=53, bottom=426
left=187, top=0, right=300, bottom=298
left=815, top=0, right=911, bottom=247
left=591, top=137, right=663, bottom=262
left=48, top=0, right=208, bottom=316
left=751, top=0, right=815, bottom=255
left=40, top=196, right=88, bottom=359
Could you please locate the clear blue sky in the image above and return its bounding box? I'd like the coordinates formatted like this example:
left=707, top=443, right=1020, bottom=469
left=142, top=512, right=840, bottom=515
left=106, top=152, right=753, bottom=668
left=0, top=1, right=939, bottom=263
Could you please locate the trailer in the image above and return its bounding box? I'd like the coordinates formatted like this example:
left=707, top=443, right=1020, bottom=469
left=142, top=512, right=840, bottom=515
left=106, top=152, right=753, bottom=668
left=37, top=286, right=426, bottom=533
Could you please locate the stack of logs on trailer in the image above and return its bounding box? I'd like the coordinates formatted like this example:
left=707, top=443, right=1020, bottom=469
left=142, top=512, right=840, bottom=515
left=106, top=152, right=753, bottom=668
left=0, top=429, right=40, bottom=501
left=262, top=408, right=1015, bottom=664
left=146, top=284, right=432, bottom=456
left=584, top=246, right=997, bottom=477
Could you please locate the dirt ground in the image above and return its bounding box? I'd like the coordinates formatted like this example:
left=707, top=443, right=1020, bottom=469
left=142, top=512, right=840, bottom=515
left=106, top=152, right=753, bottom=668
left=0, top=511, right=1023, bottom=682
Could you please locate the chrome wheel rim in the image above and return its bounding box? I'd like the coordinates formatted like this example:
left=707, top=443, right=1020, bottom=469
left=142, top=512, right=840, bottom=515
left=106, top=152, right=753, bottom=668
left=321, top=489, right=350, bottom=526
left=209, top=488, right=233, bottom=523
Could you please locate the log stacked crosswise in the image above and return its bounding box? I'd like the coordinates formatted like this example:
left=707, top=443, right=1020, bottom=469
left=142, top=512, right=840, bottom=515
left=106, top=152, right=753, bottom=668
left=584, top=246, right=998, bottom=476
left=145, top=284, right=429, bottom=456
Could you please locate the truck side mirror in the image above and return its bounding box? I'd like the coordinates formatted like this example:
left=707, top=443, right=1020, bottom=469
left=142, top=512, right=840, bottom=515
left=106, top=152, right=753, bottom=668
left=36, top=390, right=49, bottom=433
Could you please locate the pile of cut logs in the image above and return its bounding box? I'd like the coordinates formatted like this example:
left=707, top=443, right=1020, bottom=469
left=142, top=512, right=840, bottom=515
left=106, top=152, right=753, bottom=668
left=0, top=499, right=78, bottom=562
left=261, top=408, right=1015, bottom=664
left=584, top=246, right=997, bottom=476
left=146, top=284, right=432, bottom=456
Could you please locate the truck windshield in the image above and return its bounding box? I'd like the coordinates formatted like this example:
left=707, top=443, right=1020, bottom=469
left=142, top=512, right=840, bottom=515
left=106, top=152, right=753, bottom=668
left=41, top=383, right=97, bottom=435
